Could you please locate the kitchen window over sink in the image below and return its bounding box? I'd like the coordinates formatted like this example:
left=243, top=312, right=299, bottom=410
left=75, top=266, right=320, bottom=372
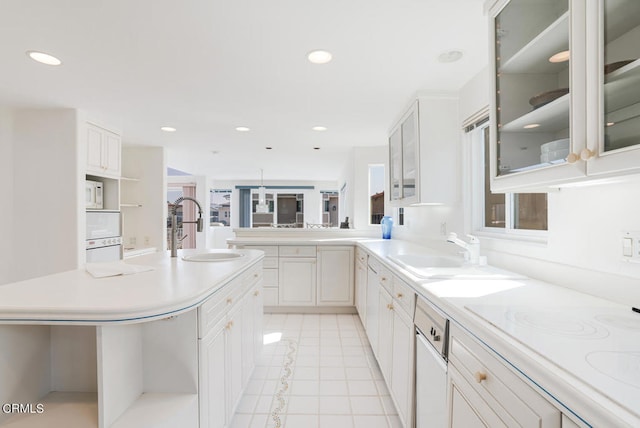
left=467, top=116, right=548, bottom=234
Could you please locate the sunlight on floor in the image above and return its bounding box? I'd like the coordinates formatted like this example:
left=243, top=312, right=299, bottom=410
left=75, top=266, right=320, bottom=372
left=263, top=332, right=282, bottom=345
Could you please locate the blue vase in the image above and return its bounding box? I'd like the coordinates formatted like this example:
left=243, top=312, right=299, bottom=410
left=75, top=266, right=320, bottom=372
left=381, top=216, right=394, bottom=239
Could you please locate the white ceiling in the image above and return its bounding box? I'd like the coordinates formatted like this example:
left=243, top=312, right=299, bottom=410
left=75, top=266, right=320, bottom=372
left=0, top=0, right=488, bottom=181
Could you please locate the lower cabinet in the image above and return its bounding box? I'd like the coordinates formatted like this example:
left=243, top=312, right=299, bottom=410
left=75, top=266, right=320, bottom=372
left=199, top=265, right=263, bottom=428
left=199, top=318, right=228, bottom=428
left=317, top=246, right=354, bottom=306
left=355, top=251, right=368, bottom=326
left=237, top=244, right=355, bottom=309
left=377, top=279, right=415, bottom=428
left=447, top=323, right=561, bottom=428
left=279, top=257, right=317, bottom=305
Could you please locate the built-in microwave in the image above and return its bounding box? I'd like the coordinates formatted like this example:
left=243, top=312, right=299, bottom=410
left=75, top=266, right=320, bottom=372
left=86, top=179, right=104, bottom=209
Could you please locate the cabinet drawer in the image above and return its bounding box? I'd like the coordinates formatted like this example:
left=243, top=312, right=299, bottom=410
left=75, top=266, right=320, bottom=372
left=355, top=247, right=368, bottom=265
left=263, top=257, right=278, bottom=269
left=392, top=277, right=415, bottom=316
left=199, top=289, right=233, bottom=338
left=263, top=269, right=278, bottom=287
left=449, top=325, right=560, bottom=428
left=367, top=257, right=381, bottom=274
left=378, top=266, right=392, bottom=294
left=242, top=264, right=262, bottom=289
left=244, top=245, right=278, bottom=257
left=278, top=245, right=317, bottom=257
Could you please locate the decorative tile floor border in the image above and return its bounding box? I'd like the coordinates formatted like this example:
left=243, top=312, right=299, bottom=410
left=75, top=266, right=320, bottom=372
left=271, top=338, right=298, bottom=428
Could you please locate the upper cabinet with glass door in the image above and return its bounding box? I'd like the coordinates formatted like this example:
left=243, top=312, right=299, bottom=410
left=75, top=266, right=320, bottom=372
left=586, top=0, right=640, bottom=176
left=487, top=0, right=640, bottom=191
left=388, top=97, right=458, bottom=206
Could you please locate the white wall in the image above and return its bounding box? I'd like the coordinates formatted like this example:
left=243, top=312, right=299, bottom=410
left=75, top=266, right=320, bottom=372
left=122, top=146, right=166, bottom=251
left=4, top=109, right=80, bottom=284
left=0, top=109, right=14, bottom=285
left=337, top=146, right=388, bottom=231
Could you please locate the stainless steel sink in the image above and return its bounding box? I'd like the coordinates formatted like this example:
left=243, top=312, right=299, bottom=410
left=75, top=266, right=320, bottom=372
left=182, top=251, right=244, bottom=262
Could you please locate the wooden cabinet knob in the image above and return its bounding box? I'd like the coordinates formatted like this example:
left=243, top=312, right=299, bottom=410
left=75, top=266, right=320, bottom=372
left=474, top=371, right=487, bottom=383
left=254, top=290, right=260, bottom=296
left=387, top=303, right=394, bottom=310
left=226, top=297, right=233, bottom=304
left=397, top=293, right=403, bottom=298
left=566, top=152, right=580, bottom=164
left=580, top=148, right=595, bottom=161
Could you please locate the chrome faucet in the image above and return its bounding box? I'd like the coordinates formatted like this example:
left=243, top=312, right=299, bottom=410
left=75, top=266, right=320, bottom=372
left=170, top=196, right=204, bottom=257
left=447, top=232, right=480, bottom=265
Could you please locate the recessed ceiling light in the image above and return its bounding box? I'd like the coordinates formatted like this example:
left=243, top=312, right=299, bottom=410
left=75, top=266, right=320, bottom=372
left=307, top=50, right=332, bottom=64
left=437, top=50, right=463, bottom=63
left=549, top=50, right=570, bottom=63
left=312, top=126, right=327, bottom=131
left=235, top=126, right=251, bottom=132
left=265, top=147, right=273, bottom=150
left=26, top=50, right=62, bottom=66
left=523, top=123, right=540, bottom=129
left=160, top=126, right=177, bottom=132
left=313, top=147, right=320, bottom=150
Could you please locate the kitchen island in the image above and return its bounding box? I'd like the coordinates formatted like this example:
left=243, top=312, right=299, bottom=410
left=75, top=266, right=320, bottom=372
left=0, top=249, right=264, bottom=428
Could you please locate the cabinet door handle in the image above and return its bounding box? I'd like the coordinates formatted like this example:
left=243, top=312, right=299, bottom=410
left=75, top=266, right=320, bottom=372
left=254, top=290, right=260, bottom=296
left=474, top=371, right=487, bottom=383
left=226, top=297, right=233, bottom=304
left=567, top=152, right=580, bottom=164
left=387, top=303, right=394, bottom=310
left=225, top=322, right=232, bottom=330
left=580, top=148, right=595, bottom=161
left=397, top=293, right=403, bottom=298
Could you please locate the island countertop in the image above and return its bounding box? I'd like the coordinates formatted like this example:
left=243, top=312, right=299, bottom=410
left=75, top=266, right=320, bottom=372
left=0, top=249, right=263, bottom=324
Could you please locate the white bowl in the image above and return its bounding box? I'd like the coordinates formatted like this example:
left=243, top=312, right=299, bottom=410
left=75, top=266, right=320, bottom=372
left=541, top=138, right=569, bottom=153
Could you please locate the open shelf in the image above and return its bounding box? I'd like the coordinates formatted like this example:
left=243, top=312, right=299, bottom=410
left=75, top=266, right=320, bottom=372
left=1, top=392, right=98, bottom=428
left=110, top=393, right=198, bottom=428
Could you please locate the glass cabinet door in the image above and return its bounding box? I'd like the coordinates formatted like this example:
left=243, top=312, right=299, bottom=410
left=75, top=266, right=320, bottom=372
left=401, top=109, right=418, bottom=200
left=389, top=127, right=402, bottom=201
left=494, top=0, right=571, bottom=176
left=601, top=0, right=640, bottom=154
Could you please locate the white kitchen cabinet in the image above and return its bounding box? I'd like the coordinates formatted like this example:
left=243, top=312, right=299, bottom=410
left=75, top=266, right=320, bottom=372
left=279, top=257, right=317, bottom=306
left=487, top=0, right=640, bottom=192
left=86, top=122, right=121, bottom=178
left=317, top=246, right=354, bottom=306
left=199, top=318, right=228, bottom=428
left=388, top=97, right=459, bottom=206
left=377, top=287, right=394, bottom=383
left=365, top=260, right=381, bottom=354
left=198, top=264, right=263, bottom=428
left=355, top=248, right=368, bottom=326
left=390, top=293, right=414, bottom=428
left=378, top=275, right=415, bottom=428
left=447, top=323, right=561, bottom=428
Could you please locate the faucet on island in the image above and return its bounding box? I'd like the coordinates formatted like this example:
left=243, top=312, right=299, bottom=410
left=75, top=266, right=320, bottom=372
left=170, top=196, right=204, bottom=257
left=447, top=232, right=480, bottom=265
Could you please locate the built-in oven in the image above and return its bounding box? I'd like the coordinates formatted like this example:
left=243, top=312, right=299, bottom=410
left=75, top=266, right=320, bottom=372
left=86, top=210, right=122, bottom=262
left=414, top=295, right=449, bottom=428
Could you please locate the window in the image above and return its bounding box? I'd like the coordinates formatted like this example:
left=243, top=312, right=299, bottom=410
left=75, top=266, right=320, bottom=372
left=210, top=189, right=232, bottom=226
left=470, top=119, right=548, bottom=233
left=369, top=164, right=385, bottom=225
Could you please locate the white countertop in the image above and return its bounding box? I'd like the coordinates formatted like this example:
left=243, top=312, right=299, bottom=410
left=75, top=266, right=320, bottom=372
left=0, top=249, right=263, bottom=324
left=357, top=239, right=639, bottom=427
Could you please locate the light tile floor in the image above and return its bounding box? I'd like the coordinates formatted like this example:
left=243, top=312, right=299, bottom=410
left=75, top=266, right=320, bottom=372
left=230, top=313, right=402, bottom=428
